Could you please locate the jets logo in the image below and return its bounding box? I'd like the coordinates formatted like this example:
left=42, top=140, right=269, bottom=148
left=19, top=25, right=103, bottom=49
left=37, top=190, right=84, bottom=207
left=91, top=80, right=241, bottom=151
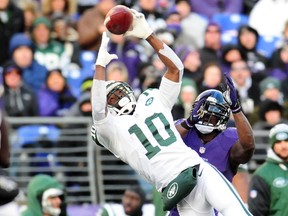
left=273, top=177, right=288, bottom=188
left=145, top=97, right=154, bottom=106
left=167, top=182, right=178, bottom=199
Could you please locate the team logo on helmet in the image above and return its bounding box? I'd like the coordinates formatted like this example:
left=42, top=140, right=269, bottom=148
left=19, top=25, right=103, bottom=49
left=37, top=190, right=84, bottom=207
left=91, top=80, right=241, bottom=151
left=167, top=182, right=178, bottom=199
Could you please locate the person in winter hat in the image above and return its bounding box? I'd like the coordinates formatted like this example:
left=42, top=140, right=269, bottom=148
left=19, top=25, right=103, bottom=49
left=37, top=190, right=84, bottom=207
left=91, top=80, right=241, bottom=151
left=248, top=123, right=288, bottom=215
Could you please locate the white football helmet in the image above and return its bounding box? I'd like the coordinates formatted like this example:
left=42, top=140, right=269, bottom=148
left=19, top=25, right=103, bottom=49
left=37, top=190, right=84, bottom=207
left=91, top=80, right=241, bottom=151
left=106, top=81, right=136, bottom=116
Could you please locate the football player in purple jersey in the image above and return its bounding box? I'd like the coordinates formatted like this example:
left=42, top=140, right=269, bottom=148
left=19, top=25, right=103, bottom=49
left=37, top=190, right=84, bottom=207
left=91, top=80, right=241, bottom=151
left=170, top=73, right=255, bottom=216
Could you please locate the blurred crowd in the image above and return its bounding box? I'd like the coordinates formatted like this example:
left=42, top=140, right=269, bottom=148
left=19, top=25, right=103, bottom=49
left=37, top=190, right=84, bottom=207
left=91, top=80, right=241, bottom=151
left=1, top=0, right=288, bottom=215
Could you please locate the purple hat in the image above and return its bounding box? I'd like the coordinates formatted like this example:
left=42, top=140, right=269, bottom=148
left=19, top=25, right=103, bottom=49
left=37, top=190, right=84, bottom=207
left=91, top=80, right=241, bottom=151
left=175, top=45, right=196, bottom=62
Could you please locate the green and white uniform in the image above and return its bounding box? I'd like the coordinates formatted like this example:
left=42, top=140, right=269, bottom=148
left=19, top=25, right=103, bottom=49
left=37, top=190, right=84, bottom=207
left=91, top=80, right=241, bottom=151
left=92, top=77, right=251, bottom=215
left=95, top=78, right=201, bottom=191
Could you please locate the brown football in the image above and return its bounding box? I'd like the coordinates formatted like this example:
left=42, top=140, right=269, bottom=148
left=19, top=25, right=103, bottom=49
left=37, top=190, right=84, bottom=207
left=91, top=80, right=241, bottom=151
left=104, top=5, right=133, bottom=35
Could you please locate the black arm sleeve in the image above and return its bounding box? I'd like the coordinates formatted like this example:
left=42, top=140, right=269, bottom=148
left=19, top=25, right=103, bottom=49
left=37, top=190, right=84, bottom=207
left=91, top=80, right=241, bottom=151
left=248, top=175, right=270, bottom=216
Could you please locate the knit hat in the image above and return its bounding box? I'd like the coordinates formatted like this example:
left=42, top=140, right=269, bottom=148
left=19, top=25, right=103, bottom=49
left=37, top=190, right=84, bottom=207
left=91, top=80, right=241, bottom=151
left=175, top=45, right=196, bottom=62
left=81, top=77, right=93, bottom=93
left=31, top=16, right=52, bottom=31
left=259, top=99, right=283, bottom=121
left=3, top=61, right=22, bottom=75
left=181, top=78, right=198, bottom=95
left=125, top=185, right=146, bottom=205
left=269, top=123, right=288, bottom=148
left=259, top=77, right=281, bottom=95
left=9, top=33, right=33, bottom=55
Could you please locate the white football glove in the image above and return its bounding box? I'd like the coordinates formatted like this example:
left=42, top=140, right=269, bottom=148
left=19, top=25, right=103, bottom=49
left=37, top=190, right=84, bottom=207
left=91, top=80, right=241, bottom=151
left=124, top=9, right=153, bottom=39
left=95, top=31, right=118, bottom=67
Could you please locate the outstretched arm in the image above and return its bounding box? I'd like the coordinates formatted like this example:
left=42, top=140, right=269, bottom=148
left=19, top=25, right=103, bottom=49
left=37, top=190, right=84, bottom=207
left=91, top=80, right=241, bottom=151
left=91, top=32, right=118, bottom=122
left=125, top=9, right=184, bottom=83
left=224, top=73, right=255, bottom=165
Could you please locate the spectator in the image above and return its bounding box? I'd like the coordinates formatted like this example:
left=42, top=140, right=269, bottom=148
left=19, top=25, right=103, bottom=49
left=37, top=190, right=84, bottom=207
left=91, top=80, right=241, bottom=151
left=18, top=0, right=40, bottom=35
left=172, top=78, right=198, bottom=120
left=248, top=123, right=288, bottom=215
left=253, top=99, right=286, bottom=132
left=248, top=76, right=288, bottom=126
left=135, top=62, right=162, bottom=95
left=189, top=0, right=244, bottom=19
left=51, top=12, right=82, bottom=68
left=229, top=60, right=260, bottom=117
left=108, top=34, right=144, bottom=85
left=30, top=16, right=70, bottom=72
left=221, top=43, right=245, bottom=74
left=21, top=174, right=67, bottom=216
left=132, top=0, right=166, bottom=31
left=41, top=0, right=77, bottom=24
left=106, top=61, right=129, bottom=82
left=2, top=61, right=38, bottom=117
left=174, top=45, right=202, bottom=85
left=198, top=62, right=224, bottom=93
left=269, top=42, right=288, bottom=81
left=38, top=69, right=76, bottom=116
left=259, top=77, right=284, bottom=105
left=9, top=33, right=48, bottom=94
left=198, top=22, right=222, bottom=67
left=174, top=0, right=208, bottom=49
left=0, top=0, right=25, bottom=66
left=237, top=25, right=268, bottom=81
left=251, top=99, right=288, bottom=167
left=96, top=185, right=154, bottom=216
left=76, top=0, right=99, bottom=16
left=77, top=0, right=115, bottom=51
left=163, top=6, right=182, bottom=42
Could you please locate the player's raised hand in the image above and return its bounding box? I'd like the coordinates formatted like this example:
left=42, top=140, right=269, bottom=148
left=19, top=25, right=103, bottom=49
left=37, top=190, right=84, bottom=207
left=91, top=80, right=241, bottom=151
left=223, top=73, right=241, bottom=113
left=95, top=32, right=118, bottom=67
left=180, top=97, right=205, bottom=129
left=124, top=9, right=153, bottom=39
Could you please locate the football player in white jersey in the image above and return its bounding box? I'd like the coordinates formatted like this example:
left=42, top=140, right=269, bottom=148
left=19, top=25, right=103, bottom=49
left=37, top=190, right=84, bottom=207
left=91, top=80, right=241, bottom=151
left=91, top=9, right=252, bottom=216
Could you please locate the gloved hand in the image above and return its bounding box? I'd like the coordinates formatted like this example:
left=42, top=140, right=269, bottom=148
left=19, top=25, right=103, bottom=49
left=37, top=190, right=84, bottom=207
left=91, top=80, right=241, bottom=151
left=95, top=31, right=118, bottom=67
left=181, top=98, right=206, bottom=130
left=124, top=9, right=153, bottom=39
left=223, top=73, right=241, bottom=113
left=91, top=125, right=103, bottom=147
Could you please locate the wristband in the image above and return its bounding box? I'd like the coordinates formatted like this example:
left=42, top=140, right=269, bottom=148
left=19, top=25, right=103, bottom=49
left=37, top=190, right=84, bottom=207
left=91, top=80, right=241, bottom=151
left=231, top=100, right=242, bottom=114
left=180, top=119, right=194, bottom=130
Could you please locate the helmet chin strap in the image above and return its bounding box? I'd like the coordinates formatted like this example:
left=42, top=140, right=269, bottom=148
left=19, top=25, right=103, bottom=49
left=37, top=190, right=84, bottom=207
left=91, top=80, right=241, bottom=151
left=195, top=121, right=227, bottom=134
left=195, top=124, right=214, bottom=134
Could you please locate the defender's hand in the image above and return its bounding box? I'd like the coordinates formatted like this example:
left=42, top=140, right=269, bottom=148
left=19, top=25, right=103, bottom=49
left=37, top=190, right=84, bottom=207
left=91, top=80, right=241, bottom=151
left=95, top=32, right=118, bottom=67
left=124, top=9, right=153, bottom=39
left=181, top=98, right=205, bottom=130
left=223, top=73, right=241, bottom=113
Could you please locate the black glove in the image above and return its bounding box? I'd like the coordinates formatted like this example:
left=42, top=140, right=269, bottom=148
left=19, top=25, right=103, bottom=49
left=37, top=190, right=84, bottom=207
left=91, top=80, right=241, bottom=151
left=224, top=73, right=242, bottom=113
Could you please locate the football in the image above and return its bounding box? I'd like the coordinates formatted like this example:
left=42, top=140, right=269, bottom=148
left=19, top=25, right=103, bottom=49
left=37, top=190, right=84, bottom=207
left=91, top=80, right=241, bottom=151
left=104, top=5, right=133, bottom=35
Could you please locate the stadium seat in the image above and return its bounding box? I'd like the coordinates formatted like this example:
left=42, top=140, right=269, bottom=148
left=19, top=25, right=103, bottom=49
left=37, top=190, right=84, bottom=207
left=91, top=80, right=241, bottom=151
left=212, top=13, right=249, bottom=45
left=257, top=35, right=281, bottom=58
left=16, top=124, right=60, bottom=148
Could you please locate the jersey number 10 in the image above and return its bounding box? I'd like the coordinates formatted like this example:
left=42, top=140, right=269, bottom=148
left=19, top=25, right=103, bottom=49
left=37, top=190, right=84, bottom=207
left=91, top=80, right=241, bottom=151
left=128, top=113, right=176, bottom=159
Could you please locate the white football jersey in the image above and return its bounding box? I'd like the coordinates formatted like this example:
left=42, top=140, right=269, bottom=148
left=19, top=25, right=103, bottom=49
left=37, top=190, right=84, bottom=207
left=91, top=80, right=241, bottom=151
left=94, top=78, right=202, bottom=191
